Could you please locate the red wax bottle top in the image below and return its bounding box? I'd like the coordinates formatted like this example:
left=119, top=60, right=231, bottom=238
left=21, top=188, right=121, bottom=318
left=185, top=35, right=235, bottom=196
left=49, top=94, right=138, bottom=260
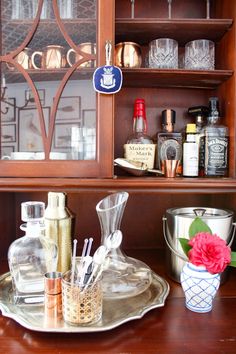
left=134, top=98, right=146, bottom=119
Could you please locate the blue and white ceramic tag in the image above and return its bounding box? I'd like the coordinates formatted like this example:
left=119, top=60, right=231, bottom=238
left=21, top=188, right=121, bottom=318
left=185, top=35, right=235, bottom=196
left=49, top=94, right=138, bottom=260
left=93, top=40, right=123, bottom=94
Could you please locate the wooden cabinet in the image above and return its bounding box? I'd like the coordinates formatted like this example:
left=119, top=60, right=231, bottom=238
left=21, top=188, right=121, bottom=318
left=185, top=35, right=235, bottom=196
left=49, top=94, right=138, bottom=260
left=0, top=1, right=236, bottom=349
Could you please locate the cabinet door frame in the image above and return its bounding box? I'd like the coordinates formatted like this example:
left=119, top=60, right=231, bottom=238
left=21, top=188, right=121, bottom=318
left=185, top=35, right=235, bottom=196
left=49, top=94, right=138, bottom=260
left=0, top=0, right=115, bottom=178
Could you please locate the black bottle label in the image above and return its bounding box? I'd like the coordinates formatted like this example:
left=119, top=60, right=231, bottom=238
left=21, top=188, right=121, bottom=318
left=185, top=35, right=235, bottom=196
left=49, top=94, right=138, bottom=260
left=199, top=135, right=205, bottom=170
left=205, top=137, right=228, bottom=176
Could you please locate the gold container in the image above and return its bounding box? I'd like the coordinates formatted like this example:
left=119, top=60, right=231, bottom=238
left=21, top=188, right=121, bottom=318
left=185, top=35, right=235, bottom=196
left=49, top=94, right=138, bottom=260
left=62, top=271, right=103, bottom=325
left=115, top=42, right=142, bottom=68
left=45, top=192, right=72, bottom=274
left=32, top=45, right=67, bottom=69
left=67, top=42, right=96, bottom=68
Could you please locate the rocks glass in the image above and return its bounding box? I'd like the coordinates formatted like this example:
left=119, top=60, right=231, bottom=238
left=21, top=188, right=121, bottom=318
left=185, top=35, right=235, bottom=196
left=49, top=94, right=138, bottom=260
left=148, top=38, right=178, bottom=69
left=184, top=39, right=215, bottom=70
left=62, top=270, right=103, bottom=325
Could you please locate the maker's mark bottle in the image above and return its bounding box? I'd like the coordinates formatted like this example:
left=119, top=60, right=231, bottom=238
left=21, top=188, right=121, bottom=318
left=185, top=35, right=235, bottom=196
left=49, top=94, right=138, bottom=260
left=124, top=98, right=156, bottom=169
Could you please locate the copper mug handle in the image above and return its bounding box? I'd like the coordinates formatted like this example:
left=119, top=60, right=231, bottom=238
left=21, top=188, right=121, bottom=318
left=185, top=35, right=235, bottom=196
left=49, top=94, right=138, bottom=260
left=31, top=51, right=43, bottom=69
left=66, top=48, right=79, bottom=67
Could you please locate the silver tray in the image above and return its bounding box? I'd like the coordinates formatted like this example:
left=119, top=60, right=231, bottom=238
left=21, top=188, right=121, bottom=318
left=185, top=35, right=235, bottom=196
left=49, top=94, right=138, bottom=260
left=0, top=271, right=169, bottom=333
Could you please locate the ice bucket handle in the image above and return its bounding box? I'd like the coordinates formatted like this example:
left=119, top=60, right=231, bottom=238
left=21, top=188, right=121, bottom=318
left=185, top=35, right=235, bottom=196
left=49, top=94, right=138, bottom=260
left=229, top=222, right=236, bottom=247
left=162, top=216, right=188, bottom=262
left=162, top=217, right=236, bottom=261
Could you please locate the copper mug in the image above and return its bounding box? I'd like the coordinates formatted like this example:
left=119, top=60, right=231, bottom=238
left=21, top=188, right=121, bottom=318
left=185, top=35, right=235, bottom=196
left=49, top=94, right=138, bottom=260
left=7, top=47, right=32, bottom=70
left=67, top=42, right=96, bottom=68
left=115, top=42, right=142, bottom=68
left=31, top=45, right=67, bottom=69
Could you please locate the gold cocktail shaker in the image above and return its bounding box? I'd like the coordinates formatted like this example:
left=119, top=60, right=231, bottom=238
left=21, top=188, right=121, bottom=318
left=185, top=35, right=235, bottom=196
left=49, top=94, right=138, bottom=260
left=45, top=192, right=73, bottom=273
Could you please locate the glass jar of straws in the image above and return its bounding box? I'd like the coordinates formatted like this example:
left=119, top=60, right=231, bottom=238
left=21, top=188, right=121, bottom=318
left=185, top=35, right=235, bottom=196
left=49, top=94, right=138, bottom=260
left=61, top=238, right=103, bottom=325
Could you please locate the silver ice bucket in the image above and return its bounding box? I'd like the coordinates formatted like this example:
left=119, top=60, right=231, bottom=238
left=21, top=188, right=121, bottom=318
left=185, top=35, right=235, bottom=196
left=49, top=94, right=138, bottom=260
left=163, top=207, right=236, bottom=283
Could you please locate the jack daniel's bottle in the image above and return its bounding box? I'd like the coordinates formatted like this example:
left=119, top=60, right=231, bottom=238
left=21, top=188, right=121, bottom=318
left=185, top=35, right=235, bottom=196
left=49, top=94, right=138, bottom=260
left=203, top=97, right=229, bottom=177
left=124, top=98, right=156, bottom=169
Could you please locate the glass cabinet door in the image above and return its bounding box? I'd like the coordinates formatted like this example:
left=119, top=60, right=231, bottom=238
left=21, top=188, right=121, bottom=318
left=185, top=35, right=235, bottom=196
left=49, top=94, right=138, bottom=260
left=0, top=0, right=114, bottom=177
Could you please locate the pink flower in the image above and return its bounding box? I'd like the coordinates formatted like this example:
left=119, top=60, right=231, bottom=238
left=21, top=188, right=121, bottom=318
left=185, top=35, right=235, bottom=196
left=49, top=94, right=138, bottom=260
left=188, top=232, right=231, bottom=274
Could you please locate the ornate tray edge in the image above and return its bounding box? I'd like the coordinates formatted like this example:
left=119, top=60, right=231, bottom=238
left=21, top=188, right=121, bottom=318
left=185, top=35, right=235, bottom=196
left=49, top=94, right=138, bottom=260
left=0, top=272, right=170, bottom=333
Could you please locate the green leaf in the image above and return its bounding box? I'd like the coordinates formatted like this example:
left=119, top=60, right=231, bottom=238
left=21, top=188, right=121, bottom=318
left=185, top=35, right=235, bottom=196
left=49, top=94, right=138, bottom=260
left=189, top=217, right=212, bottom=238
left=179, top=238, right=192, bottom=257
left=230, top=252, right=236, bottom=267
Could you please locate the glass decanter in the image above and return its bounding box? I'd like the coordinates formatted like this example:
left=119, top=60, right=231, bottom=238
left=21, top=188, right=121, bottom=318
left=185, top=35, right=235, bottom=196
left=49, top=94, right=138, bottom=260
left=96, top=191, right=152, bottom=299
left=8, top=201, right=58, bottom=304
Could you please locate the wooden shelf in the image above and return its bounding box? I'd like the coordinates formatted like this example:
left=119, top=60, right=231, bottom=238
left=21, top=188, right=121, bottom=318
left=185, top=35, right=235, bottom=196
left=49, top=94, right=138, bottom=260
left=115, top=18, right=233, bottom=45
left=5, top=68, right=233, bottom=88
left=121, top=68, right=233, bottom=89
left=5, top=68, right=94, bottom=83
left=0, top=177, right=236, bottom=193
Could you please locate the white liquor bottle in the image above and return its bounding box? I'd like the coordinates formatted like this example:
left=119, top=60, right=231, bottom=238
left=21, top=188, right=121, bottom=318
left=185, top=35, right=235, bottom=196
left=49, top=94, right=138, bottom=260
left=183, top=123, right=199, bottom=177
left=8, top=201, right=58, bottom=304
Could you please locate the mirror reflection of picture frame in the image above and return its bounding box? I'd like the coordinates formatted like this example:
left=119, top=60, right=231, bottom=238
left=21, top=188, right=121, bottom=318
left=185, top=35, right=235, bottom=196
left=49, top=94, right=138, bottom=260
left=82, top=109, right=96, bottom=128
left=54, top=122, right=81, bottom=148
left=25, top=89, right=45, bottom=107
left=1, top=145, right=15, bottom=156
left=55, top=96, right=81, bottom=121
left=18, top=107, right=50, bottom=151
left=1, top=124, right=16, bottom=143
left=1, top=98, right=16, bottom=122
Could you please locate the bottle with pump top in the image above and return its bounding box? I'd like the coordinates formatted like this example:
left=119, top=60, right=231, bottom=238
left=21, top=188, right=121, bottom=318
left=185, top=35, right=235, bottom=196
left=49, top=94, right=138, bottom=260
left=202, top=97, right=229, bottom=177
left=157, top=109, right=183, bottom=174
left=183, top=123, right=199, bottom=177
left=188, top=106, right=208, bottom=136
left=8, top=201, right=58, bottom=304
left=124, top=98, right=156, bottom=169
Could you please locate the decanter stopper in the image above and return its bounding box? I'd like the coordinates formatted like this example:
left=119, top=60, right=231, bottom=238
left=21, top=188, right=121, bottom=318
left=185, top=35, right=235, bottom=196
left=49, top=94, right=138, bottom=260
left=21, top=201, right=45, bottom=221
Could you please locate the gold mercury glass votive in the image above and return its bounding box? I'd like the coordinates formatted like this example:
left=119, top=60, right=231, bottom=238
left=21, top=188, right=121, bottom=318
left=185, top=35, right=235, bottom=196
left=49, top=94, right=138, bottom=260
left=62, top=270, right=103, bottom=325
